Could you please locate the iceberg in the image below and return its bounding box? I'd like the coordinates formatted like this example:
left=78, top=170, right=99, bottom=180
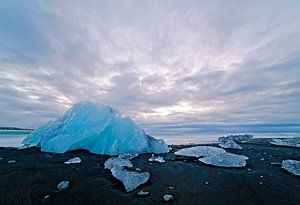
left=282, top=160, right=300, bottom=176
left=271, top=137, right=300, bottom=148
left=22, top=101, right=169, bottom=155
left=174, top=146, right=226, bottom=158
left=104, top=157, right=133, bottom=170
left=219, top=140, right=243, bottom=150
left=199, top=153, right=249, bottom=167
left=111, top=168, right=150, bottom=192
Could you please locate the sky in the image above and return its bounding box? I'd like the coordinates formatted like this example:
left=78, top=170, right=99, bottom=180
left=0, top=0, right=300, bottom=133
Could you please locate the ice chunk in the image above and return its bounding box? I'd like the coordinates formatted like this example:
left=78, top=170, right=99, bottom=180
left=57, top=181, right=69, bottom=190
left=111, top=168, right=150, bottom=192
left=219, top=140, right=243, bottom=150
left=271, top=137, right=300, bottom=148
left=104, top=157, right=133, bottom=170
left=137, top=190, right=149, bottom=196
left=148, top=154, right=165, bottom=163
left=199, top=153, right=249, bottom=167
left=282, top=160, right=300, bottom=176
left=175, top=146, right=226, bottom=158
left=163, top=194, right=174, bottom=202
left=22, top=101, right=169, bottom=155
left=64, top=157, right=81, bottom=164
left=218, top=134, right=253, bottom=143
left=270, top=162, right=281, bottom=166
left=17, top=145, right=34, bottom=150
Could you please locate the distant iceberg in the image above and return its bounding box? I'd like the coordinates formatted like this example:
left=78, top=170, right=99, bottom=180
left=22, top=101, right=169, bottom=155
left=218, top=134, right=253, bottom=143
left=271, top=137, right=300, bottom=148
left=219, top=139, right=243, bottom=150
left=218, top=134, right=253, bottom=150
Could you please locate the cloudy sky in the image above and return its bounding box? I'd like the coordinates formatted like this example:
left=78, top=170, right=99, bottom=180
left=0, top=1, right=300, bottom=133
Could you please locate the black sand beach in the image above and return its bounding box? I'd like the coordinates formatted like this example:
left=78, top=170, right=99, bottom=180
left=0, top=138, right=300, bottom=205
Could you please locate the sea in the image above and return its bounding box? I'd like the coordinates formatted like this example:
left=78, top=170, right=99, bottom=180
left=0, top=128, right=298, bottom=147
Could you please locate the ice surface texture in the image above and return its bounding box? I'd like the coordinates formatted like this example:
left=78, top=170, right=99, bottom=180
left=111, top=168, right=150, bottom=192
left=174, top=146, right=226, bottom=158
left=199, top=153, right=249, bottom=167
left=271, top=137, right=300, bottom=148
left=22, top=101, right=169, bottom=155
left=282, top=160, right=300, bottom=176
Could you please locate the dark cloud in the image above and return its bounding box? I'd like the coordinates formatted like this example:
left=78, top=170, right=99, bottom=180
left=0, top=0, right=300, bottom=132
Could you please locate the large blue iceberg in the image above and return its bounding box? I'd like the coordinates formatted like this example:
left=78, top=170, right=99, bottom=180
left=22, top=101, right=169, bottom=155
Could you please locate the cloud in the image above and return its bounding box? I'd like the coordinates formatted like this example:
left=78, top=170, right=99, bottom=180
left=0, top=0, right=300, bottom=133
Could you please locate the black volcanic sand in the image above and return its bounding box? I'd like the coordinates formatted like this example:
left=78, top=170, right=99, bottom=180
left=0, top=139, right=300, bottom=205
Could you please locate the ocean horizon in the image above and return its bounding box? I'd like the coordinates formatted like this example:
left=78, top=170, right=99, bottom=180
left=1, top=124, right=299, bottom=147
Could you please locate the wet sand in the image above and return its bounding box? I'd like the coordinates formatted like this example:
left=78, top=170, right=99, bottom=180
left=0, top=138, right=300, bottom=205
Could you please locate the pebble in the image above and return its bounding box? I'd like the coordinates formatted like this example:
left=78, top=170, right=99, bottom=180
left=135, top=168, right=141, bottom=171
left=259, top=181, right=263, bottom=185
left=7, top=160, right=16, bottom=164
left=260, top=158, right=265, bottom=161
left=43, top=195, right=50, bottom=199
left=163, top=194, right=174, bottom=202
left=168, top=186, right=174, bottom=190
left=46, top=154, right=53, bottom=158
left=204, top=181, right=209, bottom=185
